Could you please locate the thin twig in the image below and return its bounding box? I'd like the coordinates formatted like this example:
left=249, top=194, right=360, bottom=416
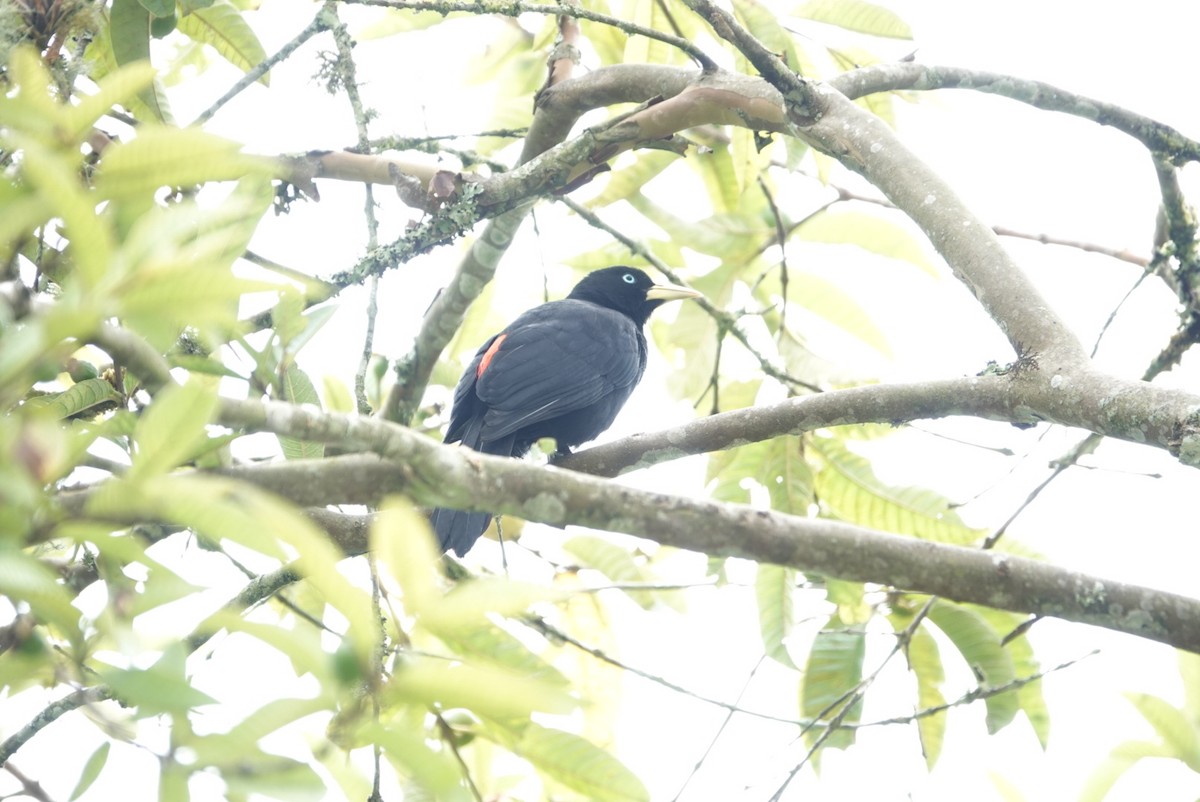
left=190, top=6, right=332, bottom=126
left=342, top=0, right=717, bottom=70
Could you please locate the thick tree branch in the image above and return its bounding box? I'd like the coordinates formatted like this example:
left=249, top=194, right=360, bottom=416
left=829, top=63, right=1200, bottom=163
left=151, top=399, right=1200, bottom=653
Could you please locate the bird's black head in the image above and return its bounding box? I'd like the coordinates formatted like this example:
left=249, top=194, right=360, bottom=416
left=568, top=266, right=701, bottom=326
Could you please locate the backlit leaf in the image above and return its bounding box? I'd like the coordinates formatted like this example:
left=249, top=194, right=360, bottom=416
left=800, top=625, right=865, bottom=750
left=756, top=563, right=799, bottom=669
left=487, top=720, right=649, bottom=802
left=812, top=436, right=986, bottom=544
left=794, top=0, right=914, bottom=39
left=926, top=600, right=1017, bottom=734
left=176, top=0, right=270, bottom=85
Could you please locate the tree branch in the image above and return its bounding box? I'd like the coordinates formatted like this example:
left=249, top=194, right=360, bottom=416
left=828, top=63, right=1200, bottom=164
left=55, top=397, right=1200, bottom=652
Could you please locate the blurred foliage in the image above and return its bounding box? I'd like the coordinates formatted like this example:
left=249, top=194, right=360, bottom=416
left=0, top=0, right=1118, bottom=799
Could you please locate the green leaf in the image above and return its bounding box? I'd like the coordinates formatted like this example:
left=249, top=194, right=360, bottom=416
left=11, top=133, right=114, bottom=288
left=693, top=146, right=740, bottom=215
left=62, top=61, right=158, bottom=143
left=175, top=0, right=270, bottom=85
left=139, top=0, right=174, bottom=17
left=196, top=611, right=334, bottom=685
left=108, top=0, right=173, bottom=122
left=793, top=0, right=914, bottom=39
left=797, top=209, right=935, bottom=275
left=587, top=151, right=679, bottom=209
left=762, top=434, right=814, bottom=515
left=896, top=617, right=946, bottom=769
left=1079, top=740, right=1175, bottom=802
left=758, top=269, right=893, bottom=356
left=385, top=657, right=577, bottom=720
left=0, top=547, right=82, bottom=643
left=925, top=600, right=1017, bottom=733
left=488, top=720, right=649, bottom=802
left=22, top=378, right=121, bottom=419
left=734, top=0, right=809, bottom=71
left=221, top=758, right=326, bottom=802
left=438, top=620, right=570, bottom=689
left=1124, top=692, right=1200, bottom=771
left=976, top=607, right=1049, bottom=748
left=756, top=564, right=798, bottom=669
left=562, top=534, right=653, bottom=608
left=367, top=723, right=472, bottom=802
left=811, top=436, right=987, bottom=544
left=99, top=643, right=217, bottom=717
left=128, top=380, right=218, bottom=481
left=370, top=499, right=441, bottom=616
left=94, top=126, right=272, bottom=200
left=799, top=626, right=865, bottom=750
left=278, top=364, right=324, bottom=459
left=69, top=742, right=111, bottom=801
left=423, top=578, right=563, bottom=637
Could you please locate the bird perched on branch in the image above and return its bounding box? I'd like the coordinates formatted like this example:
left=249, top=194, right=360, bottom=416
left=431, top=266, right=701, bottom=556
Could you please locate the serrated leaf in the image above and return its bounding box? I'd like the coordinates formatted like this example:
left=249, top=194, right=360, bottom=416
left=793, top=0, right=914, bottom=39
left=69, top=742, right=111, bottom=801
left=23, top=378, right=121, bottom=419
left=926, top=600, right=1017, bottom=734
left=176, top=0, right=269, bottom=85
left=489, top=720, right=649, bottom=802
left=94, top=126, right=271, bottom=200
left=62, top=61, right=158, bottom=143
left=800, top=626, right=865, bottom=751
left=811, top=436, right=986, bottom=544
left=756, top=564, right=798, bottom=669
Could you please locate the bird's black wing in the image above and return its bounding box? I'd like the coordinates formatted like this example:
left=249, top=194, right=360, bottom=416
left=473, top=299, right=644, bottom=442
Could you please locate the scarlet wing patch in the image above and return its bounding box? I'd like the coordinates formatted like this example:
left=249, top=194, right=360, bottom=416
left=476, top=333, right=507, bottom=377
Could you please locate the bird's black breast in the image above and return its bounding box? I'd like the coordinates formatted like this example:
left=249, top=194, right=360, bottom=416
left=449, top=298, right=648, bottom=453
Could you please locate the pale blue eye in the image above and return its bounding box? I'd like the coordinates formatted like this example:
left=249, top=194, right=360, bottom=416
left=623, top=273, right=636, bottom=284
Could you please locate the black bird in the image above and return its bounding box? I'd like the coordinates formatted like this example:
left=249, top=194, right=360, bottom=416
left=431, top=266, right=701, bottom=556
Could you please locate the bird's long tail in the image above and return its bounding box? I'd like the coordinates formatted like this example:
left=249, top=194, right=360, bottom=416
left=431, top=415, right=515, bottom=556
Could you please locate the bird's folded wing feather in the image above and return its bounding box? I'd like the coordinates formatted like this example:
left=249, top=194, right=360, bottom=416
left=473, top=301, right=643, bottom=441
